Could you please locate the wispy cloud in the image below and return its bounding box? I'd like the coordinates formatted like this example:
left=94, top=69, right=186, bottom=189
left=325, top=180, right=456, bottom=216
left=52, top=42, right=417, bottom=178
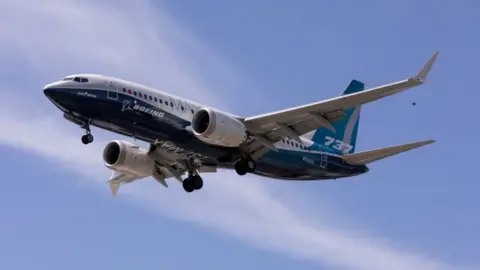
left=0, top=1, right=464, bottom=269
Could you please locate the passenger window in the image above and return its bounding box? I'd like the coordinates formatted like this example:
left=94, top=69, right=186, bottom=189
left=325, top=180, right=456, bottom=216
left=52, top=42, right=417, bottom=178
left=143, top=94, right=147, bottom=99
left=133, top=91, right=137, bottom=96
left=190, top=109, right=194, bottom=114
left=181, top=106, right=184, bottom=111
left=159, top=99, right=163, bottom=104
left=122, top=88, right=126, bottom=93
left=154, top=97, right=157, bottom=102
left=149, top=96, right=152, bottom=100
left=170, top=102, right=173, bottom=107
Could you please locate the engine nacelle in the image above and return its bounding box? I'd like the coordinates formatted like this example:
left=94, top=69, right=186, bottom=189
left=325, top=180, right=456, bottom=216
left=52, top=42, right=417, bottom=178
left=102, top=140, right=154, bottom=177
left=191, top=108, right=248, bottom=147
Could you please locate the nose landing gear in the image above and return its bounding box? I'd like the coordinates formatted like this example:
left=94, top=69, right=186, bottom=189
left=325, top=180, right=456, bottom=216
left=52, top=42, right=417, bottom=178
left=80, top=121, right=94, bottom=145
left=81, top=133, right=94, bottom=144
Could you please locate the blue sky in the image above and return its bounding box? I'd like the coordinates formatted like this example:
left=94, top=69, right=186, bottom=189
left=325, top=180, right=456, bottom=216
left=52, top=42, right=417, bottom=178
left=0, top=0, right=478, bottom=269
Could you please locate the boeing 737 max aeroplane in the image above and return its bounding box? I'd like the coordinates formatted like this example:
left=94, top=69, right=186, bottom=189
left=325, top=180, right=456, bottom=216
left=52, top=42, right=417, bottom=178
left=43, top=52, right=438, bottom=195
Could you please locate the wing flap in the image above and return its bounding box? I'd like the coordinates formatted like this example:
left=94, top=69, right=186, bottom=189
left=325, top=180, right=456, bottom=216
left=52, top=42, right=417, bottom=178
left=341, top=139, right=436, bottom=165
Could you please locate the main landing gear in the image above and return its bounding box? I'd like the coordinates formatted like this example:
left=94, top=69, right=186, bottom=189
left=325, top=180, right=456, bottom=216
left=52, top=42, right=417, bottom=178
left=182, top=174, right=203, bottom=193
left=80, top=122, right=94, bottom=145
left=234, top=158, right=256, bottom=176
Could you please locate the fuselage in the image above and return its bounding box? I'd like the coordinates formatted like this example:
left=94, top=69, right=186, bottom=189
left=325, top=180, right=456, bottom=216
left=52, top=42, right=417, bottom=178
left=43, top=74, right=368, bottom=180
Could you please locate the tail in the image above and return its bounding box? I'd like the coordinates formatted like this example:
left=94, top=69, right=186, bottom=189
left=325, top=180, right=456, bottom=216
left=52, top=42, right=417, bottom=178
left=308, top=79, right=365, bottom=155
left=341, top=139, right=435, bottom=165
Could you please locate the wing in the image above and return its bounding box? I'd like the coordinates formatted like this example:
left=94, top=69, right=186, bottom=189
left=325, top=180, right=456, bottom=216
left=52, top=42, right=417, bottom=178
left=241, top=52, right=439, bottom=159
left=147, top=141, right=217, bottom=179
left=108, top=171, right=142, bottom=196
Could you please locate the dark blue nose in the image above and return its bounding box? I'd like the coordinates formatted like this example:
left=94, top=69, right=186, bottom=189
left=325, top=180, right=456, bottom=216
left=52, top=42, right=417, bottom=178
left=43, top=81, right=66, bottom=100
left=43, top=82, right=57, bottom=97
left=43, top=82, right=71, bottom=111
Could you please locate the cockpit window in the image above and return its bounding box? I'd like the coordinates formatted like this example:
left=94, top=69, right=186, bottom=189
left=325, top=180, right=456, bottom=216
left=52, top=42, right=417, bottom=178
left=72, top=77, right=89, bottom=83
left=62, top=76, right=74, bottom=81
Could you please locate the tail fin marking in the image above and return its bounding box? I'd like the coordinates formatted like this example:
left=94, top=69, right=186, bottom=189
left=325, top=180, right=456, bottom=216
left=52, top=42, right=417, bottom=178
left=310, top=79, right=365, bottom=155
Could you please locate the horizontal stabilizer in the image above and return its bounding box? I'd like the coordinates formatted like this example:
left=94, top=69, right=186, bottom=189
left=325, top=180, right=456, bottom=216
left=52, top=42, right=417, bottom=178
left=341, top=139, right=435, bottom=165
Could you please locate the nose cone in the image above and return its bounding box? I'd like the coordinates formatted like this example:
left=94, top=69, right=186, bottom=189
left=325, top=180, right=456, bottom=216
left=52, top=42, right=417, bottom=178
left=43, top=81, right=72, bottom=112
left=43, top=81, right=58, bottom=91
left=43, top=81, right=63, bottom=99
left=43, top=85, right=53, bottom=97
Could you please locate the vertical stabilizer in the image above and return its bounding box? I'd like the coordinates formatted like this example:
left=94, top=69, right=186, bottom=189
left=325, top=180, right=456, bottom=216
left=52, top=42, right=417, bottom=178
left=309, top=80, right=365, bottom=155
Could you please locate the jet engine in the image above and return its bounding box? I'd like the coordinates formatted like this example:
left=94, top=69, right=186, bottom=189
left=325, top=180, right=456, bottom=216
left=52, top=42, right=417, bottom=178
left=102, top=140, right=154, bottom=176
left=191, top=108, right=248, bottom=147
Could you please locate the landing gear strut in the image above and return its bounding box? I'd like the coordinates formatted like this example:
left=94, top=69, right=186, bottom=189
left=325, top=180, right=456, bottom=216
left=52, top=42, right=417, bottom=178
left=234, top=158, right=256, bottom=176
left=80, top=121, right=94, bottom=145
left=182, top=174, right=203, bottom=193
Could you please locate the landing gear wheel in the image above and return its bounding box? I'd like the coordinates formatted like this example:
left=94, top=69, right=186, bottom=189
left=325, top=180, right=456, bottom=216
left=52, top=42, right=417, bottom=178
left=182, top=178, right=195, bottom=193
left=80, top=120, right=94, bottom=145
left=235, top=162, right=247, bottom=176
left=234, top=158, right=256, bottom=176
left=81, top=133, right=94, bottom=145
left=182, top=175, right=204, bottom=192
left=192, top=175, right=203, bottom=190
left=182, top=175, right=203, bottom=193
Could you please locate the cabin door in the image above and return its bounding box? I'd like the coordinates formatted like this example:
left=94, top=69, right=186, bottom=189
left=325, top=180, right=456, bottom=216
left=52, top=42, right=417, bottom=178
left=106, top=80, right=118, bottom=100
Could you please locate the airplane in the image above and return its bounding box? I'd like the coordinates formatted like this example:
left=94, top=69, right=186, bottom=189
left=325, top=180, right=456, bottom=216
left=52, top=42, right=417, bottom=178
left=43, top=52, right=439, bottom=195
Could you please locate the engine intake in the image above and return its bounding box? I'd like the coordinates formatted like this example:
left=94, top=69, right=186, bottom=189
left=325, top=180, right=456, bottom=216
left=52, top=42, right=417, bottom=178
left=191, top=108, right=247, bottom=147
left=103, top=141, right=121, bottom=165
left=102, top=140, right=154, bottom=177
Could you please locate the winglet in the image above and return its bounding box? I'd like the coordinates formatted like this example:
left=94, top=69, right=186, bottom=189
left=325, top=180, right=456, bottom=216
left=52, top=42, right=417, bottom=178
left=109, top=181, right=120, bottom=196
left=414, top=51, right=439, bottom=82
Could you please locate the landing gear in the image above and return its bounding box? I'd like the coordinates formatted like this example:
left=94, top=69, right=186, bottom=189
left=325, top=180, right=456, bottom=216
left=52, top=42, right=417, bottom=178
left=81, top=133, right=94, bottom=144
left=234, top=158, right=256, bottom=176
left=182, top=174, right=203, bottom=193
left=80, top=121, right=94, bottom=145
